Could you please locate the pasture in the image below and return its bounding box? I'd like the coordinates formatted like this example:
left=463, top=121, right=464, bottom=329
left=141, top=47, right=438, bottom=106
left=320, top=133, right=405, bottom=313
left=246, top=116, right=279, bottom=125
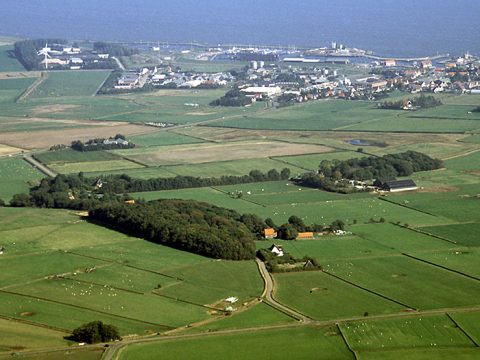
left=28, top=71, right=111, bottom=98
left=0, top=77, right=36, bottom=103
left=0, top=207, right=264, bottom=338
left=117, top=326, right=353, bottom=360
left=340, top=315, right=474, bottom=351
left=0, top=158, right=43, bottom=201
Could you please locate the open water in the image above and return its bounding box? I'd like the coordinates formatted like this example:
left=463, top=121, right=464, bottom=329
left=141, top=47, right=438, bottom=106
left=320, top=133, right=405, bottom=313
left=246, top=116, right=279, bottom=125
left=1, top=0, right=479, bottom=57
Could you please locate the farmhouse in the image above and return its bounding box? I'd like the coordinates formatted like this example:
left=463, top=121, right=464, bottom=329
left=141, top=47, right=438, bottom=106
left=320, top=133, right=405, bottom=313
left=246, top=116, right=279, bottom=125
left=263, top=228, right=277, bottom=239
left=0, top=247, right=4, bottom=255
left=268, top=244, right=284, bottom=257
left=377, top=179, right=418, bottom=192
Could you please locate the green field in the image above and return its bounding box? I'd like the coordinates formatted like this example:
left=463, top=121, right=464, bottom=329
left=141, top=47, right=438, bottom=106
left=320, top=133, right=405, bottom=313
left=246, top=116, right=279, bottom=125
left=340, top=315, right=474, bottom=351
left=0, top=158, right=43, bottom=201
left=29, top=71, right=111, bottom=98
left=129, top=130, right=206, bottom=147
left=0, top=45, right=25, bottom=72
left=49, top=159, right=144, bottom=174
left=274, top=271, right=405, bottom=320
left=118, top=326, right=354, bottom=360
left=35, top=148, right=120, bottom=164
left=0, top=207, right=262, bottom=338
left=0, top=77, right=36, bottom=103
left=324, top=256, right=480, bottom=310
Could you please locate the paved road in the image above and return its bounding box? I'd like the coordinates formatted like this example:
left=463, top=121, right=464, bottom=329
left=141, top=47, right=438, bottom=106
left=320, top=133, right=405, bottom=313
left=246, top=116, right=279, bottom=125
left=255, top=259, right=312, bottom=323
left=23, top=155, right=57, bottom=177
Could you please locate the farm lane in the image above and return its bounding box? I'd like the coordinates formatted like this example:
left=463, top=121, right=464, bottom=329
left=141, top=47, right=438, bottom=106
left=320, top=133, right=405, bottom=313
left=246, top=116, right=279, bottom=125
left=23, top=154, right=57, bottom=177
left=255, top=259, right=313, bottom=323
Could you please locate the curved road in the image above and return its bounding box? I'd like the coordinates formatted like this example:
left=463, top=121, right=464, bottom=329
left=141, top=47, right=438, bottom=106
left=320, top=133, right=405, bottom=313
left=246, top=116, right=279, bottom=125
left=255, top=259, right=312, bottom=323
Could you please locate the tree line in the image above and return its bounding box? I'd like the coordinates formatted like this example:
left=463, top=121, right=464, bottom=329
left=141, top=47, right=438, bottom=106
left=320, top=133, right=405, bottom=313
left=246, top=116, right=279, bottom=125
left=299, top=151, right=442, bottom=192
left=93, top=42, right=139, bottom=57
left=378, top=94, right=442, bottom=110
left=9, top=168, right=291, bottom=210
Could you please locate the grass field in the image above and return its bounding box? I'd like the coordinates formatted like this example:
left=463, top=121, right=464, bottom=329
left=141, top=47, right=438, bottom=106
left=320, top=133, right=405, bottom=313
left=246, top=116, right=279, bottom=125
left=0, top=77, right=36, bottom=103
left=0, top=45, right=25, bottom=72
left=118, top=326, right=354, bottom=360
left=185, top=302, right=295, bottom=333
left=418, top=223, right=480, bottom=247
left=324, top=255, right=480, bottom=310
left=35, top=148, right=120, bottom=164
left=340, top=315, right=474, bottom=351
left=129, top=130, right=206, bottom=147
left=0, top=207, right=262, bottom=337
left=28, top=71, right=111, bottom=98
left=0, top=158, right=43, bottom=201
left=49, top=159, right=144, bottom=174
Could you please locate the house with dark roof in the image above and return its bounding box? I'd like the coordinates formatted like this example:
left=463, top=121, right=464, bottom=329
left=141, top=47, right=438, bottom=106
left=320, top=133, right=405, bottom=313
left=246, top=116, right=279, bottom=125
left=377, top=179, right=418, bottom=192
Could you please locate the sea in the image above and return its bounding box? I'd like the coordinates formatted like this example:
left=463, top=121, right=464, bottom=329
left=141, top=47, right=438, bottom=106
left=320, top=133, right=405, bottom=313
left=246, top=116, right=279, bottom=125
left=1, top=0, right=479, bottom=58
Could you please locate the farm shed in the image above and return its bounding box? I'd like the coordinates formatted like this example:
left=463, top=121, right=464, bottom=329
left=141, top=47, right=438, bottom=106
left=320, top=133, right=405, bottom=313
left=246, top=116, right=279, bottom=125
left=380, top=179, right=418, bottom=192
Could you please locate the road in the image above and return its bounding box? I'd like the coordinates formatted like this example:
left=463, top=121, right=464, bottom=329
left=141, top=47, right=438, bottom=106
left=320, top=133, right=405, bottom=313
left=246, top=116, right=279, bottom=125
left=111, top=57, right=126, bottom=71
left=23, top=154, right=57, bottom=177
left=255, top=259, right=312, bottom=323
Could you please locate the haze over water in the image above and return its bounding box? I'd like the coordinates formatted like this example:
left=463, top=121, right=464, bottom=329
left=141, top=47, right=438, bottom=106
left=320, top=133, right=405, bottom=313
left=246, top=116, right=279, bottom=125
left=2, top=0, right=479, bottom=57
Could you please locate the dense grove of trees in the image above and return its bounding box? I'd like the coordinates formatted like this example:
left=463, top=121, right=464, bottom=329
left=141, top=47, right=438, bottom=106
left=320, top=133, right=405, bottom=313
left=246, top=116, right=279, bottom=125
left=300, top=151, right=442, bottom=192
left=14, top=39, right=67, bottom=70
left=256, top=248, right=321, bottom=273
left=71, top=134, right=134, bottom=151
left=210, top=87, right=252, bottom=107
left=90, top=200, right=258, bottom=260
left=69, top=321, right=120, bottom=344
left=10, top=168, right=292, bottom=210
left=379, top=94, right=442, bottom=110
left=93, top=42, right=139, bottom=56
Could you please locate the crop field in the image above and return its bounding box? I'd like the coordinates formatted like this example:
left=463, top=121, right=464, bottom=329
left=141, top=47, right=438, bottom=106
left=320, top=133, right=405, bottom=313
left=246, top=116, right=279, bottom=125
left=0, top=158, right=43, bottom=201
left=129, top=130, right=206, bottom=147
left=49, top=159, right=144, bottom=174
left=163, top=157, right=305, bottom=177
left=340, top=315, right=475, bottom=351
left=0, top=45, right=25, bottom=72
left=35, top=148, right=120, bottom=164
left=115, top=140, right=332, bottom=166
left=0, top=77, right=36, bottom=103
left=28, top=71, right=111, bottom=98
left=118, top=326, right=353, bottom=360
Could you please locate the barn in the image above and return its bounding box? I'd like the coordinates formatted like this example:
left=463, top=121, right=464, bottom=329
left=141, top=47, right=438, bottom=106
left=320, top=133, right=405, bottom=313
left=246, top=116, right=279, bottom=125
left=380, top=179, right=418, bottom=192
